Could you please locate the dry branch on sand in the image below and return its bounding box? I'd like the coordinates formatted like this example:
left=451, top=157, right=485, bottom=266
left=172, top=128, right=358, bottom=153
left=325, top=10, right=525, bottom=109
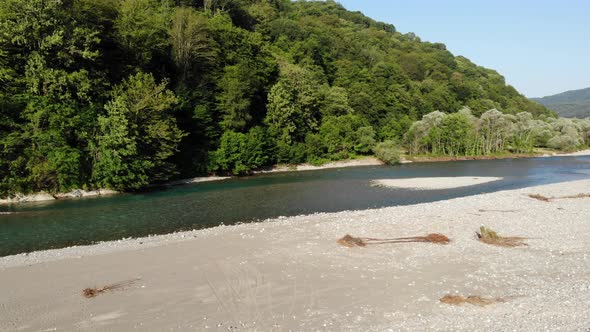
left=83, top=278, right=140, bottom=298
left=337, top=233, right=450, bottom=248
left=528, top=193, right=590, bottom=202
left=337, top=234, right=367, bottom=247
left=440, top=295, right=504, bottom=306
left=560, top=193, right=590, bottom=199
left=528, top=193, right=551, bottom=202
left=476, top=226, right=527, bottom=247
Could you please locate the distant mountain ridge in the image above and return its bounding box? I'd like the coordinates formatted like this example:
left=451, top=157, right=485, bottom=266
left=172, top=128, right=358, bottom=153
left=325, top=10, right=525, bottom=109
left=532, top=87, right=590, bottom=118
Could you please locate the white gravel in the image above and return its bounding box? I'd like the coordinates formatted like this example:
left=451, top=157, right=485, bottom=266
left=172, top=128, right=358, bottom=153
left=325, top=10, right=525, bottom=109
left=0, top=189, right=119, bottom=205
left=1, top=179, right=590, bottom=331
left=372, top=176, right=503, bottom=189
left=164, top=176, right=231, bottom=186
left=550, top=149, right=590, bottom=157
left=257, top=157, right=384, bottom=173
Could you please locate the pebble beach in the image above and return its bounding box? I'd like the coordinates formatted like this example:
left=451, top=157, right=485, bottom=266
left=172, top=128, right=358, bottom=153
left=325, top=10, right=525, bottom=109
left=1, top=178, right=590, bottom=331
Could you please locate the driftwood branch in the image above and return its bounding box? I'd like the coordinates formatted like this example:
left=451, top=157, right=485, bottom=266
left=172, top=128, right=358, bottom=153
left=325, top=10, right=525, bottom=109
left=337, top=233, right=450, bottom=247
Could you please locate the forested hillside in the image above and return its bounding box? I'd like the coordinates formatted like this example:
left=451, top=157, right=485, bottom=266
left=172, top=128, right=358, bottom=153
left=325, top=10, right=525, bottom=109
left=532, top=88, right=590, bottom=118
left=0, top=0, right=569, bottom=196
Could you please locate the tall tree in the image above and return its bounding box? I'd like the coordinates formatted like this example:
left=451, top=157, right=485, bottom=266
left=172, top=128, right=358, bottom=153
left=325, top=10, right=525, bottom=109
left=116, top=0, right=173, bottom=73
left=170, top=7, right=216, bottom=84
left=93, top=72, right=185, bottom=190
left=0, top=0, right=105, bottom=193
left=265, top=63, right=322, bottom=145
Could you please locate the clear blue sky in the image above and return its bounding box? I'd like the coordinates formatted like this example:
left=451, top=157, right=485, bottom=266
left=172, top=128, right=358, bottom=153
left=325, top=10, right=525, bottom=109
left=336, top=0, right=590, bottom=98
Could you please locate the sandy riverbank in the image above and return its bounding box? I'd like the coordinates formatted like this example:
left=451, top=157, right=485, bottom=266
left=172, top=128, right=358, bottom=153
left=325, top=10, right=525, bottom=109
left=405, top=148, right=590, bottom=163
left=553, top=148, right=590, bottom=157
left=0, top=177, right=231, bottom=205
left=2, top=179, right=590, bottom=331
left=0, top=189, right=119, bottom=205
left=163, top=176, right=232, bottom=186
left=258, top=156, right=385, bottom=173
left=0, top=159, right=382, bottom=205
left=3, top=150, right=589, bottom=205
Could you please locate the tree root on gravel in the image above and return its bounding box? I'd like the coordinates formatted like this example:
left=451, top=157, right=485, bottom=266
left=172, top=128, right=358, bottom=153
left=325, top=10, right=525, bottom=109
left=440, top=295, right=505, bottom=306
left=337, top=233, right=450, bottom=247
left=83, top=278, right=140, bottom=298
left=528, top=193, right=590, bottom=202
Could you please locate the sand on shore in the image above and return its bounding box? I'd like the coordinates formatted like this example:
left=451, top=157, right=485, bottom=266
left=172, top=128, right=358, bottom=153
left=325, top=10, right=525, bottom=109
left=2, top=179, right=590, bottom=331
left=372, top=176, right=503, bottom=189
left=164, top=176, right=231, bottom=186
left=554, top=149, right=590, bottom=157
left=0, top=189, right=119, bottom=205
left=3, top=149, right=588, bottom=205
left=0, top=159, right=383, bottom=205
left=258, top=157, right=385, bottom=173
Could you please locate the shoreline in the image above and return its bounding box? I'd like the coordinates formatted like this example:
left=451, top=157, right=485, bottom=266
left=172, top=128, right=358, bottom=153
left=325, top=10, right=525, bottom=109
left=0, top=158, right=385, bottom=205
left=0, top=177, right=582, bottom=266
left=551, top=149, right=590, bottom=157
left=0, top=188, right=119, bottom=205
left=403, top=148, right=590, bottom=163
left=254, top=156, right=386, bottom=173
left=1, top=179, right=589, bottom=330
left=1, top=150, right=589, bottom=206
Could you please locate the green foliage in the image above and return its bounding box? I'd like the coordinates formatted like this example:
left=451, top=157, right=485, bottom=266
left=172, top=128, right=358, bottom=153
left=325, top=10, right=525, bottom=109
left=438, top=113, right=473, bottom=156
left=209, top=127, right=272, bottom=175
left=218, top=58, right=275, bottom=131
left=170, top=7, right=217, bottom=83
left=116, top=0, right=173, bottom=69
left=315, top=114, right=375, bottom=160
left=356, top=126, right=377, bottom=154
left=547, top=135, right=579, bottom=151
left=379, top=115, right=414, bottom=141
left=373, top=140, right=401, bottom=165
left=320, top=86, right=353, bottom=116
left=265, top=63, right=321, bottom=145
left=93, top=72, right=184, bottom=190
left=0, top=0, right=107, bottom=194
left=404, top=108, right=589, bottom=157
left=0, top=0, right=576, bottom=197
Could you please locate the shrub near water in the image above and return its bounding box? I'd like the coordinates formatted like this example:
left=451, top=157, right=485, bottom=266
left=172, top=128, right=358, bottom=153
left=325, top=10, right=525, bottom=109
left=373, top=140, right=402, bottom=165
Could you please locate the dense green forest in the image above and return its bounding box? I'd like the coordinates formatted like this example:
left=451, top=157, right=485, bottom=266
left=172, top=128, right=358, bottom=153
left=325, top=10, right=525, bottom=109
left=0, top=0, right=586, bottom=196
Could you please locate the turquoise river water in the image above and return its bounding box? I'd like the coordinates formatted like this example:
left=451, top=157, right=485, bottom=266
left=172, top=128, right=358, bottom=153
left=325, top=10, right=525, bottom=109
left=1, top=156, right=589, bottom=257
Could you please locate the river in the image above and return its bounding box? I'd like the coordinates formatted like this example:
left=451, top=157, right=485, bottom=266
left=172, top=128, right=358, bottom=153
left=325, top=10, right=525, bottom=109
left=1, top=156, right=589, bottom=256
